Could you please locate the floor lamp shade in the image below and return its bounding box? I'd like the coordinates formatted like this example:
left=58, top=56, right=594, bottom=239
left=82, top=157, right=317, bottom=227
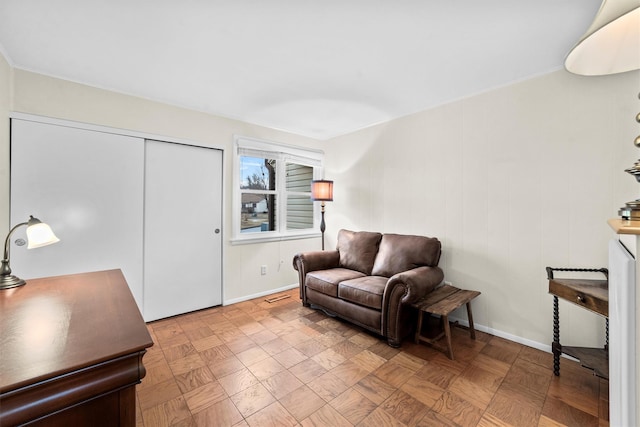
left=565, top=0, right=640, bottom=75
left=310, top=180, right=334, bottom=201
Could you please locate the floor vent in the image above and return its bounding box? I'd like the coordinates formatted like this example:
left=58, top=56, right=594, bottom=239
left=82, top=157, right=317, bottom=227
left=265, top=294, right=291, bottom=303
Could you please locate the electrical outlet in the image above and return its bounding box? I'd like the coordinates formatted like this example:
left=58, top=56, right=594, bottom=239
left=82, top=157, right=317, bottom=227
left=261, top=265, right=267, bottom=275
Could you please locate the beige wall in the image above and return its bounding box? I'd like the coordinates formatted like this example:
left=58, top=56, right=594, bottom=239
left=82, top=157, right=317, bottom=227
left=0, top=52, right=10, bottom=237
left=6, top=67, right=321, bottom=303
left=321, top=69, right=640, bottom=349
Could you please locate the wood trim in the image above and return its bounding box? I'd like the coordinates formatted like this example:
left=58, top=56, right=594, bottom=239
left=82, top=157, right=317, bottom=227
left=608, top=218, right=640, bottom=235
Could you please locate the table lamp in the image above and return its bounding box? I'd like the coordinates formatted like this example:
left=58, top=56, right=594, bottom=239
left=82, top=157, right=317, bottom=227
left=0, top=215, right=60, bottom=289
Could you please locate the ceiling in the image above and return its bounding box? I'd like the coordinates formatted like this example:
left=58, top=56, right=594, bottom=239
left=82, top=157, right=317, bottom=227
left=0, top=1, right=602, bottom=140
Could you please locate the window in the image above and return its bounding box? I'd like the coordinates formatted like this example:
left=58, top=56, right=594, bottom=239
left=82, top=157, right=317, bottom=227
left=233, top=136, right=324, bottom=243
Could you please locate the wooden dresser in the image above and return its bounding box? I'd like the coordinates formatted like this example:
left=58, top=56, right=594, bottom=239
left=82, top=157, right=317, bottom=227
left=0, top=269, right=153, bottom=426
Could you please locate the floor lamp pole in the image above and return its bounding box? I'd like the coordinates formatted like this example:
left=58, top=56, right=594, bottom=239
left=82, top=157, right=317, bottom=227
left=320, top=201, right=326, bottom=250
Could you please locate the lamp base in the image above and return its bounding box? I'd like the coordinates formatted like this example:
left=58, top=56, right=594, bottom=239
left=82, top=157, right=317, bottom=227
left=0, top=274, right=26, bottom=290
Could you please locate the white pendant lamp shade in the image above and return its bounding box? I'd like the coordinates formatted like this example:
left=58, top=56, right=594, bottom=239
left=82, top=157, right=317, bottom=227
left=565, top=0, right=640, bottom=76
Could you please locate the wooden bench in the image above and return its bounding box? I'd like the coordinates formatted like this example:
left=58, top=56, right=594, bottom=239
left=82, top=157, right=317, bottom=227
left=412, top=284, right=481, bottom=360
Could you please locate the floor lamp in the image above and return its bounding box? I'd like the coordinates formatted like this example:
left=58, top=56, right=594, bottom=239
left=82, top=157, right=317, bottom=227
left=311, top=180, right=333, bottom=250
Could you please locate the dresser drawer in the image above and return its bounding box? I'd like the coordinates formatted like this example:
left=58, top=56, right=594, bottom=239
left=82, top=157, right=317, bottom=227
left=549, top=278, right=608, bottom=317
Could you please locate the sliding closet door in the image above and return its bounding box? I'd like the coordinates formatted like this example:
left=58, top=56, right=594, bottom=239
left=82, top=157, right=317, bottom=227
left=10, top=119, right=145, bottom=306
left=143, top=140, right=223, bottom=321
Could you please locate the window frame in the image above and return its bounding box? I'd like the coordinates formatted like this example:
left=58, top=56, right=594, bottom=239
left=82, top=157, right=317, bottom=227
left=232, top=135, right=324, bottom=245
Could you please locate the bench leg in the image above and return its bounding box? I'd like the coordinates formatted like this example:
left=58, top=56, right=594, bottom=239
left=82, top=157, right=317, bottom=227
left=415, top=310, right=424, bottom=344
left=466, top=301, right=476, bottom=340
left=442, top=315, right=454, bottom=360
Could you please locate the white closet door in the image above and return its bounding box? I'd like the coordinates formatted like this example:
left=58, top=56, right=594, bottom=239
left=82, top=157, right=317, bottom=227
left=143, top=140, right=222, bottom=321
left=10, top=119, right=145, bottom=306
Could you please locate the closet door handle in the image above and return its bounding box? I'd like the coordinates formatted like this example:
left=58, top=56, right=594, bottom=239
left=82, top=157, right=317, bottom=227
left=214, top=229, right=220, bottom=234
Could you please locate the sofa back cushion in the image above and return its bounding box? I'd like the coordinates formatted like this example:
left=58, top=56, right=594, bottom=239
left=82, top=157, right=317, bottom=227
left=337, top=229, right=383, bottom=275
left=371, top=234, right=441, bottom=277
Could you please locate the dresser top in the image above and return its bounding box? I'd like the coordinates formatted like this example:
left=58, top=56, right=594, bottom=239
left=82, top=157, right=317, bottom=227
left=0, top=269, right=153, bottom=392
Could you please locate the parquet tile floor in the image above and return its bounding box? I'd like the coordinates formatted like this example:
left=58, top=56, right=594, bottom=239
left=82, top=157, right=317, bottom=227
left=136, top=288, right=609, bottom=427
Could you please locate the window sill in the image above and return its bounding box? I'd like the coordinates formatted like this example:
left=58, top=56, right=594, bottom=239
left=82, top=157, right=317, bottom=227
left=230, top=231, right=321, bottom=245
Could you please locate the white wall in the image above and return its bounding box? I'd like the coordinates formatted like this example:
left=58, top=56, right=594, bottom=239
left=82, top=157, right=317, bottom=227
left=4, top=67, right=321, bottom=303
left=0, top=51, right=11, bottom=237
left=321, top=69, right=640, bottom=349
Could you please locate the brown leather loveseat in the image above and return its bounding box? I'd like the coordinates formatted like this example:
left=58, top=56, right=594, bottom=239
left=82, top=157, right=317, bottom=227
left=293, top=229, right=444, bottom=347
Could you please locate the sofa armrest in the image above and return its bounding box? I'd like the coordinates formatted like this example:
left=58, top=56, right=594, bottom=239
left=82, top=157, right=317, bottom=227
left=293, top=250, right=340, bottom=304
left=382, top=266, right=444, bottom=346
left=385, top=266, right=444, bottom=305
left=293, top=250, right=340, bottom=274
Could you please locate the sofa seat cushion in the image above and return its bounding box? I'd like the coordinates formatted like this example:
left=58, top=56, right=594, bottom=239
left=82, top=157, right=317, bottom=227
left=306, top=268, right=365, bottom=298
left=338, top=276, right=387, bottom=310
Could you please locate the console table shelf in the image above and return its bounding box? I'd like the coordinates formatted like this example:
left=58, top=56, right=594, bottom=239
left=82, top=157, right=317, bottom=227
left=560, top=346, right=609, bottom=379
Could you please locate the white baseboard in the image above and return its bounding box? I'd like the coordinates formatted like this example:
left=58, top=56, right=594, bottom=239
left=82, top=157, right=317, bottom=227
left=223, top=283, right=298, bottom=306
left=440, top=279, right=553, bottom=354
left=448, top=314, right=553, bottom=354
left=452, top=315, right=584, bottom=361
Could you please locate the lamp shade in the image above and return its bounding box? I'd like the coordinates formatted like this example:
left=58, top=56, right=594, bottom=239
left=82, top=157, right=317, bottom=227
left=565, top=0, right=640, bottom=76
left=25, top=216, right=60, bottom=249
left=310, top=180, right=334, bottom=202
